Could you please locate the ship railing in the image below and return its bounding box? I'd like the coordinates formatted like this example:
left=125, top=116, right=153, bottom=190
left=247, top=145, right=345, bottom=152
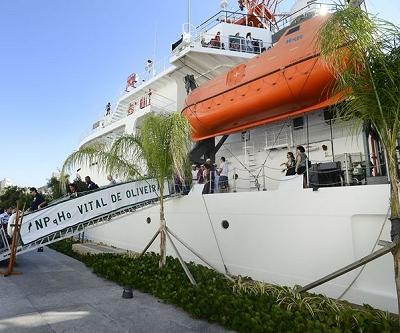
left=171, top=155, right=389, bottom=194
left=196, top=10, right=274, bottom=36
left=112, top=91, right=177, bottom=121
left=194, top=32, right=265, bottom=55
left=122, top=55, right=172, bottom=95
left=82, top=92, right=177, bottom=138
left=274, top=1, right=342, bottom=32
left=228, top=156, right=380, bottom=193
left=263, top=117, right=356, bottom=151
left=147, top=92, right=177, bottom=113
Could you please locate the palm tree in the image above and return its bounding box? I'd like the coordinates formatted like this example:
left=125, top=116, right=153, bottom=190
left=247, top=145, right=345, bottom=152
left=317, top=4, right=400, bottom=313
left=61, top=112, right=191, bottom=267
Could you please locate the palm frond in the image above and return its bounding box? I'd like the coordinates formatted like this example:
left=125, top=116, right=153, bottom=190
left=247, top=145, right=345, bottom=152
left=139, top=112, right=191, bottom=184
left=61, top=139, right=144, bottom=184
left=318, top=7, right=400, bottom=144
left=318, top=6, right=400, bottom=218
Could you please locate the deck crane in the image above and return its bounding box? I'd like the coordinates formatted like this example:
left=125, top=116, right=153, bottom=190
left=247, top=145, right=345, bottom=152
left=237, top=0, right=286, bottom=29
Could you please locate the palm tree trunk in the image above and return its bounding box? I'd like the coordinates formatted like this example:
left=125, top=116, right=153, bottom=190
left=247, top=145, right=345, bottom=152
left=159, top=183, right=167, bottom=268
left=386, top=146, right=400, bottom=315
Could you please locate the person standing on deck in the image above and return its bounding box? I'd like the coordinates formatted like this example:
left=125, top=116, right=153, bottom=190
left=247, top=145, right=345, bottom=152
left=295, top=145, right=308, bottom=175
left=107, top=175, right=116, bottom=185
left=205, top=158, right=215, bottom=193
left=218, top=157, right=229, bottom=192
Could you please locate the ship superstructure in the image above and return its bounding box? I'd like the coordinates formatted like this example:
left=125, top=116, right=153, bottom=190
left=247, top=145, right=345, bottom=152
left=73, top=0, right=397, bottom=313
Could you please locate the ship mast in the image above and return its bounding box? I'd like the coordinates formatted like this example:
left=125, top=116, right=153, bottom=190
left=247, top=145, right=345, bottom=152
left=187, top=0, right=191, bottom=32
left=237, top=0, right=284, bottom=28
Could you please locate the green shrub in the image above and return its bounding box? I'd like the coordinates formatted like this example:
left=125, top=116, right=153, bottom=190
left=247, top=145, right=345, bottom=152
left=49, top=240, right=399, bottom=333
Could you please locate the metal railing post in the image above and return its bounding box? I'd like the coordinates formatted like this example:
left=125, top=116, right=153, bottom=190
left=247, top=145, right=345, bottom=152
left=306, top=158, right=310, bottom=188
left=233, top=168, right=237, bottom=192
left=344, top=153, right=349, bottom=186
left=262, top=165, right=266, bottom=191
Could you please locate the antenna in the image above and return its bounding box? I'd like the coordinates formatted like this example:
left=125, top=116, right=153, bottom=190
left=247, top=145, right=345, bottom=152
left=188, top=0, right=191, bottom=37
left=153, top=23, right=157, bottom=77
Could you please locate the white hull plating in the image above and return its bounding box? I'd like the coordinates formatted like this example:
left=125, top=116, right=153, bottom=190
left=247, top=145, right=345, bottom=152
left=86, top=183, right=396, bottom=313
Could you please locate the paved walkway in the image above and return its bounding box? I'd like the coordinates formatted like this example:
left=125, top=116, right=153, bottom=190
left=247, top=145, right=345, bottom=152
left=0, top=248, right=232, bottom=333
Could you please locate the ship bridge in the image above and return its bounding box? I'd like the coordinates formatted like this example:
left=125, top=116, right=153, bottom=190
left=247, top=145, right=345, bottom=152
left=168, top=10, right=273, bottom=93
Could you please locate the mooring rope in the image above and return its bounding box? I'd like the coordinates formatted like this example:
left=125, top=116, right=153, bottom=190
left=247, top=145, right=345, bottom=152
left=201, top=194, right=230, bottom=275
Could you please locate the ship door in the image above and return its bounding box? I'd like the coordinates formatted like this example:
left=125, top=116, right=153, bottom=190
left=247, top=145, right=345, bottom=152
left=368, top=128, right=387, bottom=177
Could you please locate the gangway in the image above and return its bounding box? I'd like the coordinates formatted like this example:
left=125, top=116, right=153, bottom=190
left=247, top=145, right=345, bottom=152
left=0, top=179, right=169, bottom=262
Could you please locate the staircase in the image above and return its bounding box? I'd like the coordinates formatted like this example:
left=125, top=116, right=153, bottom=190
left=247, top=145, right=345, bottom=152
left=243, top=143, right=260, bottom=190
left=0, top=180, right=168, bottom=262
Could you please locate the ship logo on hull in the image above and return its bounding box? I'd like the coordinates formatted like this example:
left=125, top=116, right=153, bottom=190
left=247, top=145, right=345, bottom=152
left=286, top=34, right=303, bottom=44
left=226, top=64, right=247, bottom=87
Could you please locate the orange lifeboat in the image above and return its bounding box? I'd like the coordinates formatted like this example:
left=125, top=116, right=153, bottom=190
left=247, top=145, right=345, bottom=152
left=182, top=15, right=341, bottom=141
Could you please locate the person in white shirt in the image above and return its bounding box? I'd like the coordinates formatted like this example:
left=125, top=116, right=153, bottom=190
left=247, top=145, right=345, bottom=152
left=7, top=211, right=17, bottom=239
left=107, top=175, right=117, bottom=185
left=0, top=207, right=12, bottom=226
left=245, top=32, right=254, bottom=53
left=217, top=156, right=229, bottom=192
left=0, top=207, right=12, bottom=237
left=191, top=165, right=198, bottom=184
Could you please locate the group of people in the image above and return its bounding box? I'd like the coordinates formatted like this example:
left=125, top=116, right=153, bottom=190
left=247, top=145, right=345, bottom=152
left=68, top=175, right=116, bottom=198
left=190, top=157, right=229, bottom=194
left=0, top=175, right=119, bottom=249
left=201, top=31, right=224, bottom=49
left=201, top=31, right=262, bottom=54
left=0, top=187, right=47, bottom=245
left=280, top=145, right=310, bottom=176
left=230, top=32, right=260, bottom=53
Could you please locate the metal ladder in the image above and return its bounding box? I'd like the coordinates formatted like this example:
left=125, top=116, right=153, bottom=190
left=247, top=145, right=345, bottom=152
left=0, top=197, right=163, bottom=262
left=243, top=143, right=259, bottom=190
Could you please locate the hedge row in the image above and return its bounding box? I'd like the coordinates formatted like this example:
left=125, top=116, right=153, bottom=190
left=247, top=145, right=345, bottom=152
left=49, top=240, right=398, bottom=333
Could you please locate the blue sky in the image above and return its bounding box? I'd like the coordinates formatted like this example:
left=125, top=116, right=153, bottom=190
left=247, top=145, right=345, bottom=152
left=0, top=0, right=398, bottom=187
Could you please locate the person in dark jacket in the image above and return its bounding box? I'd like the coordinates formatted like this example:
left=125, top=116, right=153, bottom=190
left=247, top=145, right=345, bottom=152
left=84, top=176, right=99, bottom=191
left=29, top=187, right=47, bottom=211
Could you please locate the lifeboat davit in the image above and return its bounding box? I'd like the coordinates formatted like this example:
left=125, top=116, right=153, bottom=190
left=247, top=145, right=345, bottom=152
left=182, top=15, right=341, bottom=141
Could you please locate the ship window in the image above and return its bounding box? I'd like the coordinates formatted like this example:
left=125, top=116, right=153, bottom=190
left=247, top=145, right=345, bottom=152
left=286, top=25, right=300, bottom=35
left=324, top=108, right=337, bottom=125
left=241, top=131, right=250, bottom=142
left=293, top=116, right=304, bottom=129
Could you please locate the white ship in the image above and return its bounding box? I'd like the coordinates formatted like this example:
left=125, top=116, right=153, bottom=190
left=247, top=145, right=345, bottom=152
left=72, top=0, right=397, bottom=313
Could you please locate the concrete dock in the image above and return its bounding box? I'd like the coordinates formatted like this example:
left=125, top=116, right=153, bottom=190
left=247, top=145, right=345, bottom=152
left=0, top=248, right=232, bottom=333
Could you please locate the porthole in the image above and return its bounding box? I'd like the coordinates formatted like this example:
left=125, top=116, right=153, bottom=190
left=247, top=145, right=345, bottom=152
left=146, top=217, right=151, bottom=224
left=221, top=220, right=229, bottom=229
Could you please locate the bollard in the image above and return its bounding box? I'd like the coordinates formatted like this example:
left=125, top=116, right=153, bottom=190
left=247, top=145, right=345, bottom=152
left=122, top=287, right=133, bottom=299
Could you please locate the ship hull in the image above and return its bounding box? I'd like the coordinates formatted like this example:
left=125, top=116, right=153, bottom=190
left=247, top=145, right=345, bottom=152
left=86, top=183, right=396, bottom=313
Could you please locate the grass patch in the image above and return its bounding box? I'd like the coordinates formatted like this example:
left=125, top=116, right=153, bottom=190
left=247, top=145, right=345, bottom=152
left=49, top=240, right=398, bottom=332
